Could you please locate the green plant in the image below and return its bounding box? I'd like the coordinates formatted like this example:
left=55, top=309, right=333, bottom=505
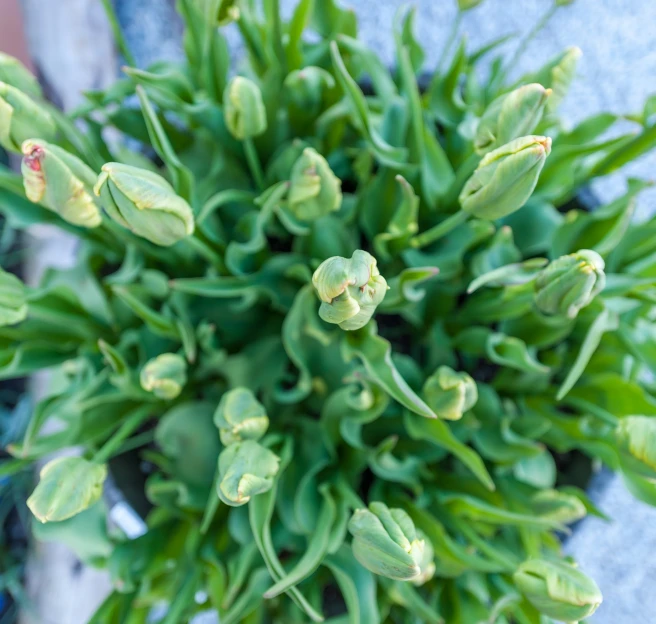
left=1, top=0, right=656, bottom=621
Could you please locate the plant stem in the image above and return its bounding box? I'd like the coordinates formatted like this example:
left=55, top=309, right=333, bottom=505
left=410, top=210, right=469, bottom=249
left=93, top=405, right=152, bottom=464
left=99, top=0, right=137, bottom=67
left=437, top=11, right=462, bottom=73
left=185, top=232, right=227, bottom=272
left=499, top=4, right=557, bottom=86
left=243, top=138, right=265, bottom=191
left=564, top=397, right=619, bottom=427
left=198, top=189, right=257, bottom=224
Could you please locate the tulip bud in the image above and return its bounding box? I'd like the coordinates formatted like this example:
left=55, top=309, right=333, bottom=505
left=211, top=0, right=240, bottom=25
left=27, top=456, right=107, bottom=523
left=0, top=81, right=56, bottom=152
left=0, top=267, right=27, bottom=326
left=284, top=67, right=335, bottom=117
left=460, top=135, right=551, bottom=221
left=513, top=559, right=602, bottom=623
left=348, top=502, right=426, bottom=581
left=534, top=250, right=605, bottom=319
left=140, top=353, right=187, bottom=400
left=214, top=387, right=269, bottom=446
left=21, top=140, right=102, bottom=228
left=217, top=440, right=280, bottom=506
left=223, top=76, right=267, bottom=140
left=0, top=52, right=41, bottom=99
left=94, top=163, right=194, bottom=246
left=531, top=490, right=586, bottom=524
left=457, top=0, right=484, bottom=9
left=475, top=84, right=551, bottom=155
left=422, top=366, right=478, bottom=421
left=411, top=531, right=436, bottom=586
left=616, top=416, right=656, bottom=474
left=312, top=250, right=388, bottom=331
left=288, top=147, right=342, bottom=221
left=547, top=47, right=581, bottom=112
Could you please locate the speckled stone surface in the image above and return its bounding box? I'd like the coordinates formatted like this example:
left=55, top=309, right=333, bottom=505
left=113, top=2, right=656, bottom=622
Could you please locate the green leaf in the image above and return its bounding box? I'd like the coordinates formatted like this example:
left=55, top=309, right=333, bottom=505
left=342, top=321, right=437, bottom=419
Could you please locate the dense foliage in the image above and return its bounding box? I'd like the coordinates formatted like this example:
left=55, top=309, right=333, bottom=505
left=1, top=0, right=656, bottom=622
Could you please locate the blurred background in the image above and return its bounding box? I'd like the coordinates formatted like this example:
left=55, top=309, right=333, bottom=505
left=1, top=0, right=655, bottom=622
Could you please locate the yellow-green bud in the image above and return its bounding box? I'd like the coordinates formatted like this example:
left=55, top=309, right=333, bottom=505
left=210, top=0, right=240, bottom=25
left=411, top=530, right=436, bottom=586
left=27, top=456, right=107, bottom=523
left=0, top=53, right=41, bottom=99
left=548, top=47, right=581, bottom=112
left=0, top=81, right=56, bottom=152
left=22, top=140, right=101, bottom=228
left=288, top=147, right=342, bottom=221
left=616, top=416, right=656, bottom=474
left=94, top=163, right=194, bottom=247
left=348, top=502, right=427, bottom=581
left=140, top=353, right=187, bottom=400
left=534, top=250, right=605, bottom=319
left=475, top=84, right=551, bottom=155
left=312, top=250, right=388, bottom=331
left=459, top=135, right=551, bottom=220
left=223, top=76, right=267, bottom=140
left=531, top=490, right=587, bottom=524
left=214, top=387, right=269, bottom=446
left=513, top=559, right=602, bottom=623
left=217, top=440, right=280, bottom=506
left=0, top=267, right=27, bottom=326
left=457, top=0, right=484, bottom=9
left=423, top=366, right=478, bottom=421
left=284, top=67, right=335, bottom=116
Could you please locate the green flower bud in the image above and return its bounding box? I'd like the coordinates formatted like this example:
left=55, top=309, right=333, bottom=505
left=214, top=387, right=269, bottom=446
left=547, top=47, right=581, bottom=112
left=459, top=135, right=551, bottom=220
left=348, top=502, right=426, bottom=581
left=475, top=84, right=551, bottom=155
left=411, top=530, right=436, bottom=586
left=22, top=139, right=102, bottom=228
left=217, top=440, right=280, bottom=506
left=288, top=147, right=342, bottom=221
left=210, top=0, right=240, bottom=25
left=534, top=250, right=605, bottom=319
left=0, top=81, right=56, bottom=152
left=27, top=456, right=107, bottom=523
left=423, top=366, right=478, bottom=421
left=94, top=163, right=194, bottom=247
left=513, top=559, right=602, bottom=623
left=223, top=76, right=267, bottom=140
left=0, top=267, right=27, bottom=326
left=531, top=490, right=586, bottom=524
left=457, top=0, right=484, bottom=9
left=312, top=250, right=388, bottom=331
left=284, top=67, right=335, bottom=117
left=616, top=416, right=656, bottom=474
left=140, top=353, right=187, bottom=400
left=0, top=52, right=41, bottom=98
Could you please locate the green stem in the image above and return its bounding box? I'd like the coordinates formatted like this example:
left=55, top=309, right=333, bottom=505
left=563, top=397, right=619, bottom=427
left=99, top=0, right=137, bottom=67
left=93, top=406, right=152, bottom=464
left=410, top=210, right=469, bottom=249
left=161, top=568, right=202, bottom=624
left=198, top=189, right=257, bottom=224
left=437, top=12, right=462, bottom=73
left=499, top=5, right=557, bottom=86
left=185, top=232, right=227, bottom=272
left=243, top=138, right=266, bottom=191
left=441, top=152, right=481, bottom=210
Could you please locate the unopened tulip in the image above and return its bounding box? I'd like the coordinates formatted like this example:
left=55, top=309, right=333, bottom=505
left=214, top=387, right=269, bottom=446
left=140, top=353, right=187, bottom=400
left=312, top=250, right=388, bottom=331
left=423, top=366, right=478, bottom=421
left=22, top=139, right=101, bottom=228
left=223, top=76, right=267, bottom=140
left=534, top=250, right=605, bottom=318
